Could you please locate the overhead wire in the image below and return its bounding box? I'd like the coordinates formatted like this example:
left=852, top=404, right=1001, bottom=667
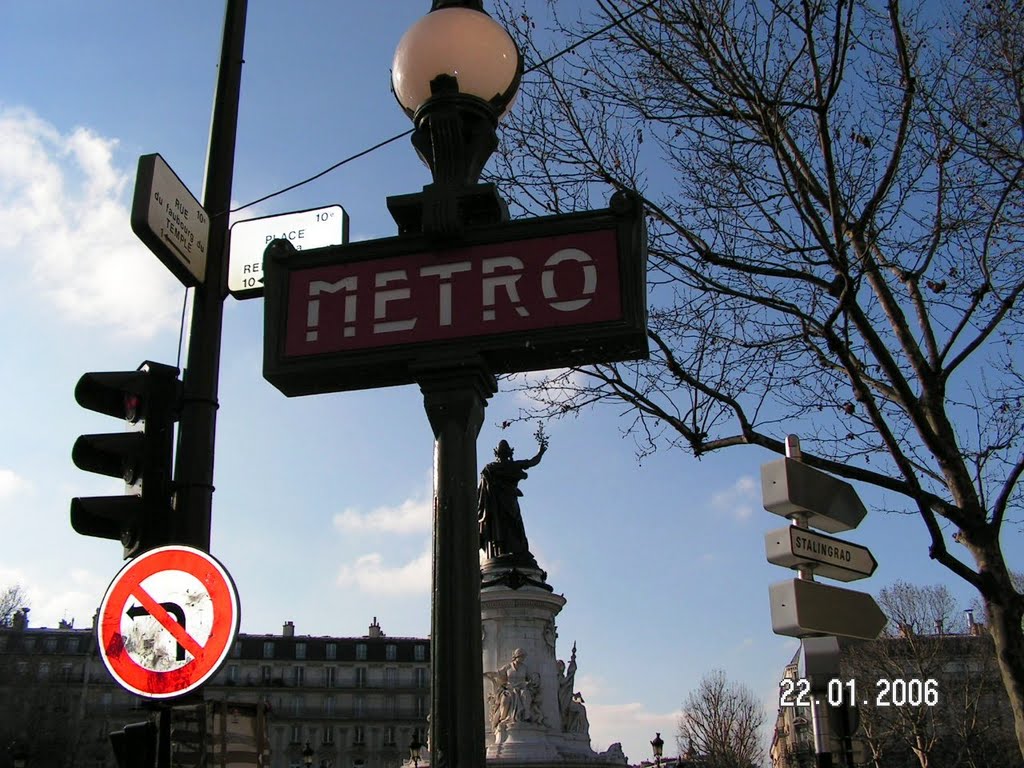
left=226, top=0, right=660, bottom=216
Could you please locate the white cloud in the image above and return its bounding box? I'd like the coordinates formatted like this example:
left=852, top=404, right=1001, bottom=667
left=0, top=566, right=103, bottom=629
left=710, top=474, right=758, bottom=520
left=334, top=490, right=431, bottom=534
left=0, top=107, right=182, bottom=339
left=336, top=550, right=431, bottom=595
left=0, top=469, right=29, bottom=501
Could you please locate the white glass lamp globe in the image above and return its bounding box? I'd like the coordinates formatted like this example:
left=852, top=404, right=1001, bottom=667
left=392, top=7, right=521, bottom=119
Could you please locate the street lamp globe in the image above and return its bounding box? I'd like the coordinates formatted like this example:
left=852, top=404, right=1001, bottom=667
left=651, top=732, right=665, bottom=766
left=392, top=5, right=521, bottom=120
left=390, top=1, right=522, bottom=202
left=302, top=742, right=314, bottom=767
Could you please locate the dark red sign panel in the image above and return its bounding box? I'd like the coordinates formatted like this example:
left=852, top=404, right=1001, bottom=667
left=263, top=194, right=648, bottom=396
left=286, top=228, right=621, bottom=356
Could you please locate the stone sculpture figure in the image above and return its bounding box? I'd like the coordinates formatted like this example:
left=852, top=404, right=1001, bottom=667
left=565, top=692, right=589, bottom=735
left=484, top=648, right=544, bottom=738
left=478, top=430, right=548, bottom=560
left=556, top=643, right=578, bottom=730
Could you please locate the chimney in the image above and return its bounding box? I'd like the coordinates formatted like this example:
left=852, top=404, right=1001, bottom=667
left=934, top=619, right=944, bottom=635
left=368, top=617, right=383, bottom=638
left=283, top=620, right=295, bottom=637
left=11, top=607, right=29, bottom=631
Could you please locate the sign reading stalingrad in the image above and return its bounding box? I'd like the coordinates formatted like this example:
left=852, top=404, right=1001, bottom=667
left=263, top=191, right=648, bottom=396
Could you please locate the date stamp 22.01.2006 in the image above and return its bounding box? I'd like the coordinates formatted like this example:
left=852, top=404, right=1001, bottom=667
left=779, top=677, right=939, bottom=708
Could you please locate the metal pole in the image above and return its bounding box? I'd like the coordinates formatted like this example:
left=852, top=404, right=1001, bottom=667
left=173, top=0, right=247, bottom=552
left=416, top=359, right=496, bottom=768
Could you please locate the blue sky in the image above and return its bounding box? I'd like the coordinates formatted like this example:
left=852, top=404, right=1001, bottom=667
left=0, top=2, right=1014, bottom=763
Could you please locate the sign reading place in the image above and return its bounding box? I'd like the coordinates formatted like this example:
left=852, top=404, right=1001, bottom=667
left=263, top=192, right=648, bottom=396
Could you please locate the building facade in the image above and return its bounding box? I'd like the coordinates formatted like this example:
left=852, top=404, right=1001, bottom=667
left=0, top=613, right=428, bottom=768
left=769, top=616, right=1017, bottom=768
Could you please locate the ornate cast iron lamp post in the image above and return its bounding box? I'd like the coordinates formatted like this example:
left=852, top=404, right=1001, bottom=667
left=390, top=3, right=521, bottom=768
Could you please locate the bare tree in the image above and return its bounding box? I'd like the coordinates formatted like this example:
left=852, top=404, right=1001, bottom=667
left=489, top=0, right=1024, bottom=756
left=842, top=582, right=1017, bottom=768
left=0, top=584, right=28, bottom=627
left=678, top=669, right=765, bottom=767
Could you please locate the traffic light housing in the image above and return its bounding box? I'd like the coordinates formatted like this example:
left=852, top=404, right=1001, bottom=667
left=71, top=361, right=181, bottom=558
left=109, top=720, right=158, bottom=768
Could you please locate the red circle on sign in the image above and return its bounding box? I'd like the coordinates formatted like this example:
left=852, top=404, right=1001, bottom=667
left=97, top=546, right=240, bottom=699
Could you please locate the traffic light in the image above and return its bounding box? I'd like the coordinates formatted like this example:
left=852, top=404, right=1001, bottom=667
left=71, top=361, right=181, bottom=558
left=109, top=720, right=158, bottom=768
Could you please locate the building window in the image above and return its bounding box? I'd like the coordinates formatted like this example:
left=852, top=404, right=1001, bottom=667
left=353, top=726, right=365, bottom=746
left=324, top=695, right=336, bottom=716
left=385, top=667, right=398, bottom=688
left=44, top=636, right=58, bottom=653
left=291, top=696, right=304, bottom=716
left=416, top=696, right=427, bottom=717
left=293, top=666, right=305, bottom=686
left=263, top=641, right=275, bottom=659
left=326, top=643, right=337, bottom=660
left=262, top=665, right=272, bottom=684
left=355, top=643, right=367, bottom=660
left=385, top=643, right=397, bottom=661
left=232, top=640, right=242, bottom=657
left=228, top=665, right=239, bottom=683
left=326, top=667, right=337, bottom=688
left=290, top=724, right=302, bottom=744
left=60, top=663, right=73, bottom=682
left=415, top=668, right=427, bottom=688
left=38, top=662, right=50, bottom=680
left=295, top=642, right=307, bottom=660
left=354, top=695, right=365, bottom=717
left=414, top=644, right=425, bottom=661
left=355, top=667, right=367, bottom=688
left=385, top=695, right=396, bottom=717
left=384, top=726, right=395, bottom=746
left=323, top=727, right=334, bottom=745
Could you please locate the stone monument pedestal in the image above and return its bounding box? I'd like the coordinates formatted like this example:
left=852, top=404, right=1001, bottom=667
left=480, top=560, right=625, bottom=764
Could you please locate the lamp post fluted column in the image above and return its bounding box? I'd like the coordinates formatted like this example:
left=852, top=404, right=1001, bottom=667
left=391, top=4, right=522, bottom=767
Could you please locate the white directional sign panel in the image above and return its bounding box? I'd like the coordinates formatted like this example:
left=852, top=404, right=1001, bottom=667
left=770, top=578, right=886, bottom=640
left=131, top=154, right=210, bottom=287
left=761, top=457, right=867, bottom=533
left=765, top=525, right=877, bottom=582
left=228, top=205, right=348, bottom=299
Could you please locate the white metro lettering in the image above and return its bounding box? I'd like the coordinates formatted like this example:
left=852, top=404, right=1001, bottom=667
left=301, top=245, right=602, bottom=344
left=542, top=249, right=597, bottom=311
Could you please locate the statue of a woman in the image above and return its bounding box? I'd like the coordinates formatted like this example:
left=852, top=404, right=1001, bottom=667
left=478, top=432, right=548, bottom=560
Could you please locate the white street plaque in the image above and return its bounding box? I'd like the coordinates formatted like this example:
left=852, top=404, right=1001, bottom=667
left=228, top=205, right=348, bottom=299
left=131, top=154, right=210, bottom=287
left=765, top=525, right=878, bottom=582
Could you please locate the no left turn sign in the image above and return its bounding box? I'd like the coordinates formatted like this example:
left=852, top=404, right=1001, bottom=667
left=97, top=545, right=240, bottom=699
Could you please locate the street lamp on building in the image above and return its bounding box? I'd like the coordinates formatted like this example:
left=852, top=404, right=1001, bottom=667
left=409, top=731, right=424, bottom=768
left=651, top=732, right=665, bottom=768
left=302, top=742, right=314, bottom=767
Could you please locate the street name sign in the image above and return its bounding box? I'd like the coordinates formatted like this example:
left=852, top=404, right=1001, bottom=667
left=131, top=154, right=210, bottom=287
left=765, top=525, right=878, bottom=582
left=761, top=457, right=867, bottom=533
left=97, top=545, right=240, bottom=699
left=769, top=578, right=886, bottom=640
left=228, top=205, right=349, bottom=299
left=263, top=191, right=648, bottom=396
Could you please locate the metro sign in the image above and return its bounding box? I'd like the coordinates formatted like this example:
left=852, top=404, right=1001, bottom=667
left=263, top=193, right=648, bottom=396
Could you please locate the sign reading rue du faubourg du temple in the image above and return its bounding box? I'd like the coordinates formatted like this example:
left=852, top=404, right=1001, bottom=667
left=262, top=192, right=648, bottom=396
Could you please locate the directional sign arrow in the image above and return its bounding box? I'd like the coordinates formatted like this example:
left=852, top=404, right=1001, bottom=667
left=765, top=526, right=878, bottom=582
left=761, top=457, right=867, bottom=533
left=769, top=578, right=887, bottom=640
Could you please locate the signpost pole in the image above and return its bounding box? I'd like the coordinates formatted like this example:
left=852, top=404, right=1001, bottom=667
left=174, top=0, right=247, bottom=551
left=416, top=361, right=496, bottom=768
